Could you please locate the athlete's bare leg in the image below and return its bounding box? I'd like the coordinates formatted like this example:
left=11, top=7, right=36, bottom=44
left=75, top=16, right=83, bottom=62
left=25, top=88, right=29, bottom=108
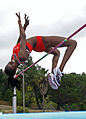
left=44, top=36, right=77, bottom=89
left=59, top=40, right=77, bottom=72
left=45, top=47, right=60, bottom=73
left=43, top=36, right=77, bottom=73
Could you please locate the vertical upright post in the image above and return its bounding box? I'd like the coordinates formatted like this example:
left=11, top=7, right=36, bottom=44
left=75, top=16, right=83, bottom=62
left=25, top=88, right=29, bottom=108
left=43, top=94, right=45, bottom=112
left=13, top=87, right=17, bottom=113
left=22, top=70, right=25, bottom=113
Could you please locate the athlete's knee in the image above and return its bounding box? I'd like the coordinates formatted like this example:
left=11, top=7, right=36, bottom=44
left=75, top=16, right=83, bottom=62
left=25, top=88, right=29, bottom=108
left=57, top=50, right=60, bottom=57
left=72, top=40, right=77, bottom=48
left=53, top=49, right=60, bottom=57
left=68, top=40, right=77, bottom=48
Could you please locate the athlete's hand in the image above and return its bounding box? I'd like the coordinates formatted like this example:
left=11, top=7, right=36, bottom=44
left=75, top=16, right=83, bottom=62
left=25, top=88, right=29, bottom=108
left=23, top=13, right=30, bottom=31
left=16, top=12, right=21, bottom=24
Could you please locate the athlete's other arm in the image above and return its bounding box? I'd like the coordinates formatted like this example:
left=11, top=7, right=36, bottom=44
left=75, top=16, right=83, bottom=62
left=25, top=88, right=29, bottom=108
left=16, top=13, right=30, bottom=45
left=16, top=12, right=29, bottom=61
left=16, top=12, right=26, bottom=49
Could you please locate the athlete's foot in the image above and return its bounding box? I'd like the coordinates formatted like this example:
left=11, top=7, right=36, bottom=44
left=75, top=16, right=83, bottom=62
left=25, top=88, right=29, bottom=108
left=53, top=68, right=62, bottom=86
left=55, top=75, right=61, bottom=86
left=48, top=73, right=58, bottom=90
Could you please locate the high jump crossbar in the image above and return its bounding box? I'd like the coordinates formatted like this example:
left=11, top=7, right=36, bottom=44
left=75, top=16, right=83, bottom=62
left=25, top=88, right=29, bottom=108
left=15, top=24, right=86, bottom=78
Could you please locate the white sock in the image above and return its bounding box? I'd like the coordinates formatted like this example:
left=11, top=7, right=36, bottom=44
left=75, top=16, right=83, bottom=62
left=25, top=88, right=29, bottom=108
left=57, top=68, right=62, bottom=77
left=49, top=73, right=54, bottom=80
left=53, top=68, right=57, bottom=77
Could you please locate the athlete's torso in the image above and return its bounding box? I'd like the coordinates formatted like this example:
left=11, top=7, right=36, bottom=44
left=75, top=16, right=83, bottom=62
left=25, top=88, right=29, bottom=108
left=12, top=36, right=46, bottom=64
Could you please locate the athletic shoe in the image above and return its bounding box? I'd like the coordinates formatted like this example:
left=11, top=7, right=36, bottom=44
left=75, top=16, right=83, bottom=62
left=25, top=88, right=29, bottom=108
left=53, top=68, right=62, bottom=86
left=57, top=68, right=63, bottom=77
left=55, top=75, right=61, bottom=86
left=48, top=73, right=58, bottom=90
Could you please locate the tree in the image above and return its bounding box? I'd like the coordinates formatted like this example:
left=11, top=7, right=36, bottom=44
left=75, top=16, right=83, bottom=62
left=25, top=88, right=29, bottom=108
left=39, top=78, right=48, bottom=112
left=17, top=56, right=48, bottom=109
left=48, top=73, right=86, bottom=111
left=0, top=69, right=12, bottom=103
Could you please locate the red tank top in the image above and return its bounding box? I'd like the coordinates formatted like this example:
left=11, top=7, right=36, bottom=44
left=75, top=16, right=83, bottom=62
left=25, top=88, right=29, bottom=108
left=12, top=36, right=46, bottom=64
left=12, top=42, right=32, bottom=64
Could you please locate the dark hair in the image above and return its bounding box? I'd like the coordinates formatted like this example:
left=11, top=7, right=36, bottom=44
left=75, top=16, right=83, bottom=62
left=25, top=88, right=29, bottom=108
left=5, top=64, right=21, bottom=90
left=7, top=76, right=21, bottom=90
left=4, top=64, right=16, bottom=77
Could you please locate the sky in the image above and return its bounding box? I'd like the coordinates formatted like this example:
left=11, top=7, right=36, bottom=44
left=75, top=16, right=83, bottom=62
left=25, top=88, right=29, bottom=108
left=0, top=0, right=86, bottom=74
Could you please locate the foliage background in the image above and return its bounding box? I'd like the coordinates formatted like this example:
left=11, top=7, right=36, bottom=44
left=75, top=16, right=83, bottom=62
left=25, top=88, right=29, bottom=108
left=0, top=56, right=86, bottom=112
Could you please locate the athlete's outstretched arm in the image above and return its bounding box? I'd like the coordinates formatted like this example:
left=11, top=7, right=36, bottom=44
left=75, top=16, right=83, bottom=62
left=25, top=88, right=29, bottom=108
left=16, top=12, right=26, bottom=51
left=16, top=13, right=29, bottom=44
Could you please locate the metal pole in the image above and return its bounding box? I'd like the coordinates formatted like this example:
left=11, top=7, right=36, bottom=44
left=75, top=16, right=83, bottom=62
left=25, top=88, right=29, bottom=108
left=22, top=69, right=25, bottom=113
left=13, top=87, right=17, bottom=113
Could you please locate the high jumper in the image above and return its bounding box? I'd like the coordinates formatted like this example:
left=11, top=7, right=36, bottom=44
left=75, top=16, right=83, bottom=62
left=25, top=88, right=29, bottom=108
left=5, top=12, right=78, bottom=90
